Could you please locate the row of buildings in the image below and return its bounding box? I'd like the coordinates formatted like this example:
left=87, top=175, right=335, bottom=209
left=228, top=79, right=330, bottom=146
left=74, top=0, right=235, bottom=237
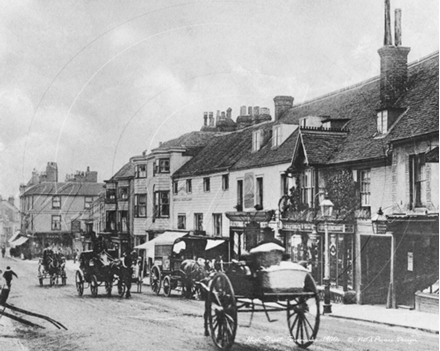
left=18, top=4, right=438, bottom=309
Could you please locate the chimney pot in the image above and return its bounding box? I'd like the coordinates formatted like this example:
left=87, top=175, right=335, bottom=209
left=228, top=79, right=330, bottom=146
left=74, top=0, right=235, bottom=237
left=227, top=108, right=232, bottom=119
left=240, top=106, right=246, bottom=115
left=273, top=96, right=294, bottom=121
left=394, top=9, right=402, bottom=46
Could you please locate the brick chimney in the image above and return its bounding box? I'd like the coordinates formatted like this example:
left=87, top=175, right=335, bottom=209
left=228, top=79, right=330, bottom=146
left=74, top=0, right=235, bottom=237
left=46, top=162, right=58, bottom=182
left=273, top=96, right=294, bottom=121
left=378, top=1, right=410, bottom=108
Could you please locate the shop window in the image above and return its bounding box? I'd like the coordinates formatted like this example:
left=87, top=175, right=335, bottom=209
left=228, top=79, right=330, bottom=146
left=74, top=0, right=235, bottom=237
left=154, top=191, right=170, bottom=218
left=177, top=214, right=186, bottom=229
left=52, top=196, right=61, bottom=209
left=51, top=215, right=61, bottom=230
left=194, top=213, right=203, bottom=231
left=213, top=214, right=222, bottom=236
left=134, top=194, right=147, bottom=217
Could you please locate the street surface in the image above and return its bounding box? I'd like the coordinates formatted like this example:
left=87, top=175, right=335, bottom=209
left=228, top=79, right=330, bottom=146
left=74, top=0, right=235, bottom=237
left=0, top=256, right=437, bottom=351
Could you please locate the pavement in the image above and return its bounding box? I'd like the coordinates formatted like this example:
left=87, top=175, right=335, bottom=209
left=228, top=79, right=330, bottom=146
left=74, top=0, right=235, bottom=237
left=0, top=258, right=438, bottom=351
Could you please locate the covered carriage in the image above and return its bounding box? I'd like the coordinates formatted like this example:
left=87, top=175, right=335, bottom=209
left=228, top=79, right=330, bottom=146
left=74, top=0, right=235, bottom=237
left=75, top=249, right=127, bottom=297
left=135, top=231, right=229, bottom=298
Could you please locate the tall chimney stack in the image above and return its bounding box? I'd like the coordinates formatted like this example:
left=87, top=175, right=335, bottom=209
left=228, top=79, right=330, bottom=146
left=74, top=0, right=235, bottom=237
left=203, top=112, right=208, bottom=126
left=378, top=2, right=410, bottom=108
left=273, top=96, right=294, bottom=121
left=384, top=0, right=392, bottom=45
left=394, top=9, right=402, bottom=46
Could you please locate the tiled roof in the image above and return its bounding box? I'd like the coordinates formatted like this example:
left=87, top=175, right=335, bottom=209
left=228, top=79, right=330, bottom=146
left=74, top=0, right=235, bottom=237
left=23, top=182, right=105, bottom=196
left=281, top=52, right=439, bottom=164
left=230, top=126, right=298, bottom=171
left=152, top=131, right=221, bottom=151
left=300, top=130, right=348, bottom=165
left=108, top=162, right=135, bottom=181
left=173, top=128, right=253, bottom=178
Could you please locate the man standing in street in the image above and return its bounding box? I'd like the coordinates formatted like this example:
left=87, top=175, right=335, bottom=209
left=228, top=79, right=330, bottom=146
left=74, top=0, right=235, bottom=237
left=3, top=266, right=18, bottom=290
left=1, top=246, right=5, bottom=258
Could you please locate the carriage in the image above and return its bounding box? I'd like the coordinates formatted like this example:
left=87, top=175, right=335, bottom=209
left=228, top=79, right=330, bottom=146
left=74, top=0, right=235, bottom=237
left=137, top=231, right=229, bottom=298
left=75, top=249, right=127, bottom=297
left=202, top=241, right=320, bottom=350
left=38, top=250, right=67, bottom=286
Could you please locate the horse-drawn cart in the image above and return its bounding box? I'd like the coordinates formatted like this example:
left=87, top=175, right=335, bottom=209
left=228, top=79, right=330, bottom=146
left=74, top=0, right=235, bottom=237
left=136, top=231, right=229, bottom=298
left=202, top=242, right=320, bottom=350
left=75, top=250, right=128, bottom=298
left=38, top=250, right=67, bottom=286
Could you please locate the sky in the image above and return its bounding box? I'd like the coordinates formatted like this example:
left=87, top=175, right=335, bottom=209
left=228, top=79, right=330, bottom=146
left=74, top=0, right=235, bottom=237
left=0, top=0, right=438, bottom=199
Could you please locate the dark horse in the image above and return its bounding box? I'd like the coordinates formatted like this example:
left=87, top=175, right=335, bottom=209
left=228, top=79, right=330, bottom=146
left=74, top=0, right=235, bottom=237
left=104, top=258, right=132, bottom=298
left=179, top=259, right=209, bottom=299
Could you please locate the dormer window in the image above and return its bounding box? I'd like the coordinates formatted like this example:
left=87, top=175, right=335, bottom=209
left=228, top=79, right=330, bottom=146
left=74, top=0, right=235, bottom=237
left=252, top=130, right=262, bottom=152
left=272, top=125, right=282, bottom=148
left=377, top=110, right=388, bottom=134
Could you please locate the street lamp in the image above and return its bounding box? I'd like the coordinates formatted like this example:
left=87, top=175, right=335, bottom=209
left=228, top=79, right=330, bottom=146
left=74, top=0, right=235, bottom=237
left=320, top=193, right=334, bottom=314
left=371, top=207, right=387, bottom=234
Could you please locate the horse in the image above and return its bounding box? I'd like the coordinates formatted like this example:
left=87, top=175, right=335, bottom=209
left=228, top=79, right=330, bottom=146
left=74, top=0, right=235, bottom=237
left=179, top=259, right=210, bottom=299
left=107, top=259, right=132, bottom=298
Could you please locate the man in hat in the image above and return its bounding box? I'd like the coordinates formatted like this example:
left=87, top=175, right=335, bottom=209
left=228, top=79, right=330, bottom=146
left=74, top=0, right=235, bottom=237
left=3, top=266, right=18, bottom=290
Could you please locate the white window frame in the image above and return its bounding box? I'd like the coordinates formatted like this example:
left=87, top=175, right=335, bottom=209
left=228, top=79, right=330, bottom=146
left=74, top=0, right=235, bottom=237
left=203, top=177, right=210, bottom=192
left=360, top=170, right=371, bottom=207
left=177, top=214, right=186, bottom=229
left=213, top=214, right=222, bottom=236
left=52, top=196, right=61, bottom=209
left=194, top=213, right=203, bottom=231
left=252, top=130, right=262, bottom=152
left=273, top=125, right=282, bottom=148
left=51, top=215, right=61, bottom=230
left=377, top=110, right=388, bottom=134
left=84, top=196, right=93, bottom=209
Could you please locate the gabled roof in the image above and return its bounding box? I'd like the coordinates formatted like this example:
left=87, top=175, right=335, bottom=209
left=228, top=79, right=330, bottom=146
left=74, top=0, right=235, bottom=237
left=299, top=129, right=348, bottom=165
left=281, top=52, right=439, bottom=164
left=22, top=182, right=104, bottom=197
left=107, top=162, right=135, bottom=181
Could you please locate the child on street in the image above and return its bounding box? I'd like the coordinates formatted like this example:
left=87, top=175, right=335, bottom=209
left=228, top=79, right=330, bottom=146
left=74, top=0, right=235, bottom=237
left=3, top=266, right=18, bottom=290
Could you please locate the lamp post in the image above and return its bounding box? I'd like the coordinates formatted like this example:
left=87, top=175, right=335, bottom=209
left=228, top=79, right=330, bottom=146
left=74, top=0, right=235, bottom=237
left=320, top=194, right=334, bottom=314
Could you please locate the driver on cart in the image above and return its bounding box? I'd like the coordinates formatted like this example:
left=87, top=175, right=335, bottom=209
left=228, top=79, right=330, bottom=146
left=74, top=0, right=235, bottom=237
left=42, top=244, right=54, bottom=271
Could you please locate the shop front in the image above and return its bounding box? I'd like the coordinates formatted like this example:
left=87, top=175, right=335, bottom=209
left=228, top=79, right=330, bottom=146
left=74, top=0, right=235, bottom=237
left=32, top=232, right=75, bottom=259
left=280, top=220, right=355, bottom=303
left=225, top=210, right=277, bottom=259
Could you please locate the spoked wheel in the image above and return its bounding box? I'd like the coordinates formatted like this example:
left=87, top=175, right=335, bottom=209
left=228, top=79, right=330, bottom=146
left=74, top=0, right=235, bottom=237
left=163, top=276, right=172, bottom=297
left=117, top=280, right=126, bottom=297
left=207, top=272, right=237, bottom=350
left=150, top=265, right=161, bottom=295
left=75, top=271, right=84, bottom=296
left=287, top=291, right=320, bottom=348
left=90, top=275, right=98, bottom=297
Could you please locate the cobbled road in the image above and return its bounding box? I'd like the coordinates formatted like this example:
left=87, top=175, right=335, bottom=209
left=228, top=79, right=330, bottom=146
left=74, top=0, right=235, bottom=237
left=1, top=256, right=437, bottom=351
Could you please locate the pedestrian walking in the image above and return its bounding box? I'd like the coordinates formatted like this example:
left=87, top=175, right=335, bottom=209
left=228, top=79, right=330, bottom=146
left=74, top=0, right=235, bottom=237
left=73, top=249, right=79, bottom=264
left=3, top=266, right=18, bottom=290
left=1, top=246, right=5, bottom=258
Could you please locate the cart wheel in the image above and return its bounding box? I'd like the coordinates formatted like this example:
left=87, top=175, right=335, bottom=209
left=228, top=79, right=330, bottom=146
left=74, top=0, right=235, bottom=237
left=90, top=275, right=98, bottom=297
left=105, top=280, right=112, bottom=296
left=150, top=265, right=161, bottom=295
left=117, top=280, right=126, bottom=297
left=75, top=271, right=84, bottom=296
left=163, top=276, right=172, bottom=297
left=207, top=272, right=237, bottom=350
left=287, top=290, right=320, bottom=348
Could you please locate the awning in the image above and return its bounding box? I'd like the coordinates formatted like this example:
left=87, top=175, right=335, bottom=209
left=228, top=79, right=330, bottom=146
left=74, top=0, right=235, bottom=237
left=10, top=236, right=29, bottom=247
left=8, top=231, right=21, bottom=244
left=134, top=231, right=188, bottom=259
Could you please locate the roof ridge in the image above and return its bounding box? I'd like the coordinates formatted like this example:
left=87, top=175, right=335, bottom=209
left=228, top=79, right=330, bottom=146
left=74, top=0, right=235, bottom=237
left=285, top=50, right=439, bottom=113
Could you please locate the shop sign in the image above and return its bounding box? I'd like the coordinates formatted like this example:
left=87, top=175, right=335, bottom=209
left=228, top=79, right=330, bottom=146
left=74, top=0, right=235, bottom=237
left=230, top=221, right=269, bottom=228
left=317, top=223, right=354, bottom=234
left=173, top=197, right=192, bottom=202
left=282, top=222, right=314, bottom=231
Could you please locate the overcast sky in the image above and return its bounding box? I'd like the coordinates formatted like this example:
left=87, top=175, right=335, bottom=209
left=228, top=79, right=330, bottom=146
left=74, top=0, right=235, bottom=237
left=0, top=0, right=438, bottom=199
